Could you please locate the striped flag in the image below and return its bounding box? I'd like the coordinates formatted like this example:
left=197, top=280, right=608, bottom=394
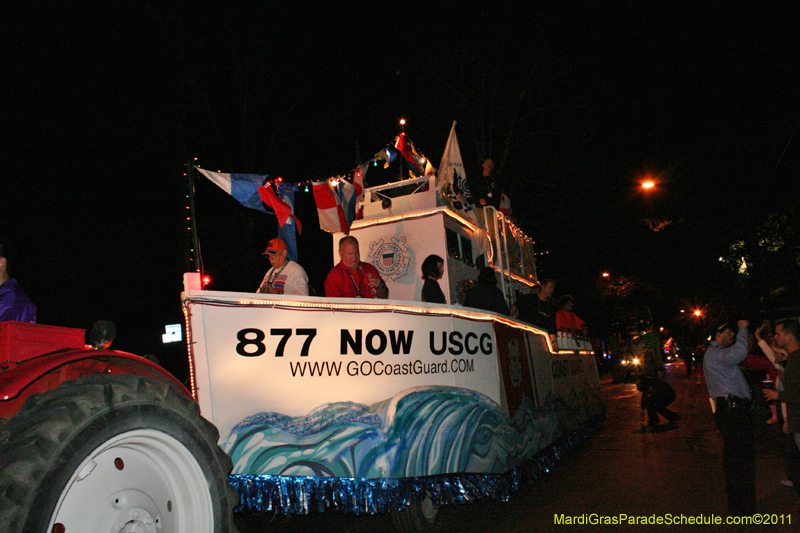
left=313, top=178, right=357, bottom=234
left=197, top=168, right=273, bottom=214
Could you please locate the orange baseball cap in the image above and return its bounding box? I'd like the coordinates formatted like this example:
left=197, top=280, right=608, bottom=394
left=262, top=238, right=287, bottom=254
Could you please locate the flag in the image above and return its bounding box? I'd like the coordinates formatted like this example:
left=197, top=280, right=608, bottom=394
left=276, top=182, right=300, bottom=262
left=313, top=178, right=357, bottom=234
left=257, top=183, right=302, bottom=234
left=411, top=143, right=434, bottom=175
left=354, top=163, right=368, bottom=220
left=438, top=122, right=481, bottom=228
left=354, top=163, right=368, bottom=203
left=374, top=146, right=397, bottom=169
left=197, top=168, right=273, bottom=214
left=395, top=133, right=423, bottom=176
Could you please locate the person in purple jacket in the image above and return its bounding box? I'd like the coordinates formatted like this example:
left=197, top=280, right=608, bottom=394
left=0, top=240, right=37, bottom=323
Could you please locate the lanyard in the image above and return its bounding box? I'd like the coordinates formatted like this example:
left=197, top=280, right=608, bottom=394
left=266, top=262, right=289, bottom=288
left=345, top=266, right=364, bottom=297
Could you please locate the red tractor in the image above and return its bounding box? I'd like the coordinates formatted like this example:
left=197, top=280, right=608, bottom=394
left=0, top=320, right=238, bottom=533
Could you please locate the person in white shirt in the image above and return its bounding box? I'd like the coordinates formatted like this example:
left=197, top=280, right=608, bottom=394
left=256, top=238, right=309, bottom=296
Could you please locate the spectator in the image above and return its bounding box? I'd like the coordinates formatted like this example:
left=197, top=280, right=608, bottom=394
left=763, top=319, right=800, bottom=498
left=636, top=375, right=680, bottom=428
left=0, top=240, right=36, bottom=323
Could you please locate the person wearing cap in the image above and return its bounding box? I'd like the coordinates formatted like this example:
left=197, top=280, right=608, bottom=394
left=703, top=319, right=754, bottom=517
left=256, top=238, right=309, bottom=296
left=0, top=240, right=37, bottom=323
left=324, top=236, right=388, bottom=299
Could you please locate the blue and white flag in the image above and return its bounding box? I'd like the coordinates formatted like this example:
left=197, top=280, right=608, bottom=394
left=276, top=182, right=300, bottom=262
left=198, top=168, right=273, bottom=214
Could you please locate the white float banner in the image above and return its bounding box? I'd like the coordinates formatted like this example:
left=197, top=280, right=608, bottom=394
left=185, top=293, right=503, bottom=440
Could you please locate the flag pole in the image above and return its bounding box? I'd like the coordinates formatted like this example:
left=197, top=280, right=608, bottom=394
left=186, top=160, right=205, bottom=278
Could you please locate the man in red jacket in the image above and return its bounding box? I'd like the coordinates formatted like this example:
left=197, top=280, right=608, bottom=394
left=324, top=236, right=388, bottom=299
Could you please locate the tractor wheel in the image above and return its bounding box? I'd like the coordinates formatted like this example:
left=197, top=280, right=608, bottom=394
left=0, top=374, right=238, bottom=533
left=390, top=492, right=441, bottom=533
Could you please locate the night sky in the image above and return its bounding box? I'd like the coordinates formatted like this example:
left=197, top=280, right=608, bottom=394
left=3, top=3, right=799, bottom=370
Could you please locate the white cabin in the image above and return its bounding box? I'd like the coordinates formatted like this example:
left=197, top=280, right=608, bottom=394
left=332, top=175, right=539, bottom=306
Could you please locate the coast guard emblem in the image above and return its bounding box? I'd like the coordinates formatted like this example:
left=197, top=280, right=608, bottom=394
left=368, top=237, right=410, bottom=281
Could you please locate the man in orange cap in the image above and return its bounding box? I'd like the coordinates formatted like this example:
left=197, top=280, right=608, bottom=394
left=257, top=238, right=309, bottom=296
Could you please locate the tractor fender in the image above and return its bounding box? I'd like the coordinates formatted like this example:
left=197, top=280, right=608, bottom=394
left=0, top=349, right=190, bottom=419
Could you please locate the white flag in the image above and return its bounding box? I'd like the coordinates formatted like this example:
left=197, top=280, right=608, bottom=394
left=437, top=122, right=482, bottom=229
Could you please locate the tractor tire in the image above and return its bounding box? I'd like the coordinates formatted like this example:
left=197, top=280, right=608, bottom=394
left=390, top=492, right=441, bottom=533
left=0, top=374, right=238, bottom=533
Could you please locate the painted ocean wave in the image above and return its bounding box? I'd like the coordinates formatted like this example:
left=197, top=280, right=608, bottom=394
left=223, top=386, right=558, bottom=478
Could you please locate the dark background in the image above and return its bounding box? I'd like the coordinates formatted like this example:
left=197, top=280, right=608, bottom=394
left=3, top=2, right=799, bottom=375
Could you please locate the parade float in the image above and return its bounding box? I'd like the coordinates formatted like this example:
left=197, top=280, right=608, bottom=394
left=183, top=123, right=604, bottom=528
left=0, top=123, right=603, bottom=533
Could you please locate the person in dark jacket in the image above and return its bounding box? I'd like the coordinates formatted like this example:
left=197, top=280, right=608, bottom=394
left=636, top=374, right=680, bottom=428
left=463, top=267, right=509, bottom=315
left=513, top=278, right=557, bottom=337
left=420, top=254, right=446, bottom=304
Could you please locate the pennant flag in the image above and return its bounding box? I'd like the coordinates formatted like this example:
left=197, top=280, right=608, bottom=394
left=313, top=178, right=357, bottom=234
left=197, top=169, right=273, bottom=214
left=340, top=179, right=358, bottom=230
left=276, top=182, right=300, bottom=262
left=374, top=147, right=397, bottom=169
left=411, top=144, right=434, bottom=175
left=395, top=133, right=423, bottom=176
left=354, top=163, right=368, bottom=203
left=354, top=163, right=368, bottom=220
left=258, top=184, right=302, bottom=234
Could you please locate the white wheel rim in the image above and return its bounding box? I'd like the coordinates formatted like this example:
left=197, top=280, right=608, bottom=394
left=420, top=495, right=437, bottom=522
left=48, top=429, right=214, bottom=533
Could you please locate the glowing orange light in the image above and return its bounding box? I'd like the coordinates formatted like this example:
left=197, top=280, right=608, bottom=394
left=694, top=309, right=702, bottom=317
left=642, top=181, right=655, bottom=189
left=399, top=118, right=406, bottom=125
left=602, top=272, right=610, bottom=278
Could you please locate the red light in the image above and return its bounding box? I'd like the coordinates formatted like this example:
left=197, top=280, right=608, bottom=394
left=276, top=176, right=283, bottom=183
left=202, top=275, right=211, bottom=286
